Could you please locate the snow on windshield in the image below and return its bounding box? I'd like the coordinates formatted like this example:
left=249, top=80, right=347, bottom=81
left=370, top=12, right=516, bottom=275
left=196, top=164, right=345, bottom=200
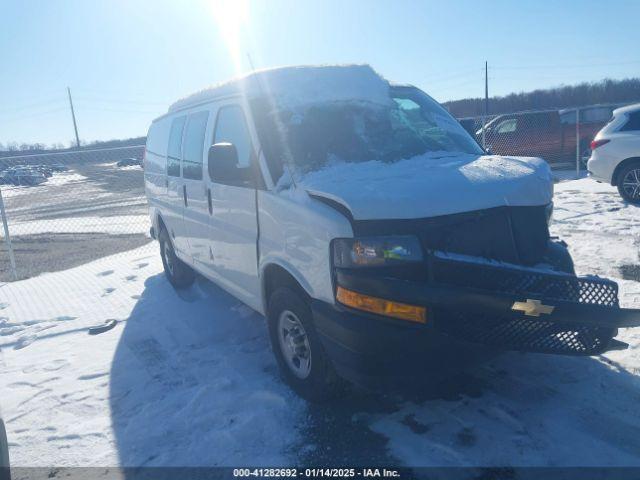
left=252, top=86, right=483, bottom=180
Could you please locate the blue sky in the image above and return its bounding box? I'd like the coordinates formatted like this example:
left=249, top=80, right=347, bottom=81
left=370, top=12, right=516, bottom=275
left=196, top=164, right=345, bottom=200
left=1, top=0, right=639, bottom=146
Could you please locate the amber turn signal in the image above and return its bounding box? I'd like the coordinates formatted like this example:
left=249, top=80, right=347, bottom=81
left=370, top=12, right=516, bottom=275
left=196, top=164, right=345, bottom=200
left=336, top=286, right=426, bottom=324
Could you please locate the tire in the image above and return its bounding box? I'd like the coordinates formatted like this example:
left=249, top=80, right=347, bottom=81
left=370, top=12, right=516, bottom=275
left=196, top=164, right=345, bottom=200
left=267, top=287, right=343, bottom=402
left=617, top=162, right=640, bottom=204
left=158, top=227, right=195, bottom=289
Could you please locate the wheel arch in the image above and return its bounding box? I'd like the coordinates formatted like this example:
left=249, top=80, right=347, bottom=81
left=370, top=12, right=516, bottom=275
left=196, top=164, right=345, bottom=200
left=152, top=211, right=167, bottom=237
left=612, top=157, right=640, bottom=186
left=261, top=262, right=313, bottom=314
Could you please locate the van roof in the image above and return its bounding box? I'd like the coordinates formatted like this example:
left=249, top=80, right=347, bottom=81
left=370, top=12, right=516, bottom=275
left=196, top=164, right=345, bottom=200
left=167, top=64, right=391, bottom=114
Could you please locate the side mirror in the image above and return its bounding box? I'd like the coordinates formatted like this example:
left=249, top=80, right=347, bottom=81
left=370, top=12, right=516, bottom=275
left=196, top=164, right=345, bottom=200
left=207, top=142, right=252, bottom=185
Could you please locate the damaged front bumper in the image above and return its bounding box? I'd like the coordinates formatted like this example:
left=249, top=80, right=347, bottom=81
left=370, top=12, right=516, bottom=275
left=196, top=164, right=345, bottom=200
left=313, top=253, right=640, bottom=386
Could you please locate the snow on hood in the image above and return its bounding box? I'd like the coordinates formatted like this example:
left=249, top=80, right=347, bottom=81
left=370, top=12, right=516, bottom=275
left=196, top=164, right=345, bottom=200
left=292, top=154, right=553, bottom=220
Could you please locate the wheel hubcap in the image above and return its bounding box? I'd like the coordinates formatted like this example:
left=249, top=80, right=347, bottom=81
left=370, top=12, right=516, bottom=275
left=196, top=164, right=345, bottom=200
left=163, top=241, right=174, bottom=276
left=277, top=310, right=312, bottom=379
left=622, top=168, right=640, bottom=200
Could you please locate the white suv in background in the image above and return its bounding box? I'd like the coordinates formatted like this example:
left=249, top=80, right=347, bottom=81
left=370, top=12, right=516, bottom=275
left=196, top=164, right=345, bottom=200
left=587, top=103, right=640, bottom=203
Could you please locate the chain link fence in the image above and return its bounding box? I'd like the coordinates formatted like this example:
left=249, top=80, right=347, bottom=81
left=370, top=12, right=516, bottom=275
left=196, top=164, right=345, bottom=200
left=0, top=145, right=152, bottom=282
left=457, top=103, right=624, bottom=170
left=0, top=101, right=631, bottom=283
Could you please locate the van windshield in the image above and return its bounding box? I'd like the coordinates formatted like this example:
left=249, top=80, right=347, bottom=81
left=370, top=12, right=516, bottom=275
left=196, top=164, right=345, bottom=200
left=251, top=87, right=483, bottom=179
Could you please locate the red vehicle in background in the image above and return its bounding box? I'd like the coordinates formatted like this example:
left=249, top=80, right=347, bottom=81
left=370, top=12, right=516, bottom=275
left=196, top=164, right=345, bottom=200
left=477, top=105, right=618, bottom=165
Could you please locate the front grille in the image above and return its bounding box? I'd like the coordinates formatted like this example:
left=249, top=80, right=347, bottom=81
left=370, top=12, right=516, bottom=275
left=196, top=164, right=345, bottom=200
left=437, top=310, right=615, bottom=355
left=432, top=255, right=619, bottom=307
left=432, top=255, right=619, bottom=355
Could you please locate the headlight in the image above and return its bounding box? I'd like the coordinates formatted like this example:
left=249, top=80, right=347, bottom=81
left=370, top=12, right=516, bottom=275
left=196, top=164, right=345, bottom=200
left=332, top=236, right=423, bottom=268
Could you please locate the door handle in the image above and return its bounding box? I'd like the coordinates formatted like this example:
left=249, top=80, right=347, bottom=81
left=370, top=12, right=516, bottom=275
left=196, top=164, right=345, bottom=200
left=183, top=184, right=188, bottom=207
left=207, top=187, right=212, bottom=215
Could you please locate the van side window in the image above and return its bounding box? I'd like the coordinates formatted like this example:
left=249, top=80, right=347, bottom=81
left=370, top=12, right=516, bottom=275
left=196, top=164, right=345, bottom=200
left=167, top=116, right=186, bottom=177
left=182, top=111, right=209, bottom=180
left=249, top=98, right=285, bottom=184
left=213, top=105, right=253, bottom=169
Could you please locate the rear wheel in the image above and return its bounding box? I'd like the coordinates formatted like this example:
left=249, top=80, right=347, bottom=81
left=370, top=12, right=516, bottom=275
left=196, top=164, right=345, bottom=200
left=617, top=162, right=640, bottom=204
left=267, top=287, right=343, bottom=402
left=158, top=227, right=195, bottom=288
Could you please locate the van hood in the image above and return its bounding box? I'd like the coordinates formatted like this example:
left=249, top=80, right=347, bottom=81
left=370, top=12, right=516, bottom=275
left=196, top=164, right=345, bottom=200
left=295, top=153, right=553, bottom=220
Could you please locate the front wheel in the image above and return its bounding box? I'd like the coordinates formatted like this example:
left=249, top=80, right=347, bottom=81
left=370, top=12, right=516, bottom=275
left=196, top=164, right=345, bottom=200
left=267, top=287, right=343, bottom=402
left=158, top=227, right=195, bottom=288
left=617, top=162, right=640, bottom=204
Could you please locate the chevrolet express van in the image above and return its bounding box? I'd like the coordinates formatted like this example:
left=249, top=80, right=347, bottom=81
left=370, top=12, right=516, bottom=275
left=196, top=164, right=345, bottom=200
left=144, top=65, right=640, bottom=401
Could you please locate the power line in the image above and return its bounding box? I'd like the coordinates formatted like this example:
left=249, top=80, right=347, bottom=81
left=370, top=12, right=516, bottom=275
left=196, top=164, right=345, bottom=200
left=426, top=77, right=484, bottom=95
left=0, top=98, right=66, bottom=113
left=76, top=106, right=161, bottom=115
left=493, top=60, right=640, bottom=70
left=73, top=87, right=170, bottom=100
left=74, top=96, right=167, bottom=106
left=423, top=67, right=483, bottom=85
left=0, top=107, right=67, bottom=122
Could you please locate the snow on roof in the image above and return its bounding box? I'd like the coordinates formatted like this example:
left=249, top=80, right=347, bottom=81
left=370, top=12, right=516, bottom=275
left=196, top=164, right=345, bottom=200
left=168, top=64, right=391, bottom=113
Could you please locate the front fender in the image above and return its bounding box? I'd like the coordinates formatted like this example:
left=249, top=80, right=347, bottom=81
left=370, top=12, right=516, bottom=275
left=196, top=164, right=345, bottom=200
left=259, top=255, right=317, bottom=310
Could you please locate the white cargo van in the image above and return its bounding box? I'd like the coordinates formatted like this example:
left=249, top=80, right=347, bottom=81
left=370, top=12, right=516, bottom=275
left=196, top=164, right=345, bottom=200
left=145, top=65, right=640, bottom=401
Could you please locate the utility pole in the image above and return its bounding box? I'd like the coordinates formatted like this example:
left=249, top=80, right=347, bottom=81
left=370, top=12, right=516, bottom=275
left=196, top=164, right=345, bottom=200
left=67, top=87, right=80, bottom=148
left=0, top=186, right=17, bottom=280
left=482, top=61, right=489, bottom=150
left=484, top=61, right=489, bottom=118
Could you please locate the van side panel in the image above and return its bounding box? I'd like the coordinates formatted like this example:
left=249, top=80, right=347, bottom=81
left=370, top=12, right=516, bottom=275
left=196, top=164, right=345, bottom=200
left=258, top=190, right=353, bottom=310
left=144, top=118, right=171, bottom=232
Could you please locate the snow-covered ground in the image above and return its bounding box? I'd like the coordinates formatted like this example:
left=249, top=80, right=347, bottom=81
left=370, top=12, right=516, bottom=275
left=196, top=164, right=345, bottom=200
left=6, top=215, right=149, bottom=236
left=1, top=176, right=639, bottom=468
left=0, top=246, right=305, bottom=467
left=0, top=172, right=89, bottom=199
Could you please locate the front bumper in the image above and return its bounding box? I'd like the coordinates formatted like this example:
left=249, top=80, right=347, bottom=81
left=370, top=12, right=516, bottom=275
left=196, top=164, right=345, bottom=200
left=313, top=253, right=640, bottom=386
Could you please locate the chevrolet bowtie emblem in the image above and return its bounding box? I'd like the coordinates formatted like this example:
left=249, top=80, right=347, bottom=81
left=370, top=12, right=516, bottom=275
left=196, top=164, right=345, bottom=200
left=511, top=299, right=555, bottom=317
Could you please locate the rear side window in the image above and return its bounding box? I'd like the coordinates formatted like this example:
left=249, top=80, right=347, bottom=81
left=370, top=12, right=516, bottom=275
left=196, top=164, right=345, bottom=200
left=144, top=119, right=171, bottom=175
left=214, top=105, right=253, bottom=168
left=182, top=111, right=209, bottom=180
left=146, top=119, right=170, bottom=156
left=167, top=116, right=186, bottom=177
left=621, top=112, right=640, bottom=132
